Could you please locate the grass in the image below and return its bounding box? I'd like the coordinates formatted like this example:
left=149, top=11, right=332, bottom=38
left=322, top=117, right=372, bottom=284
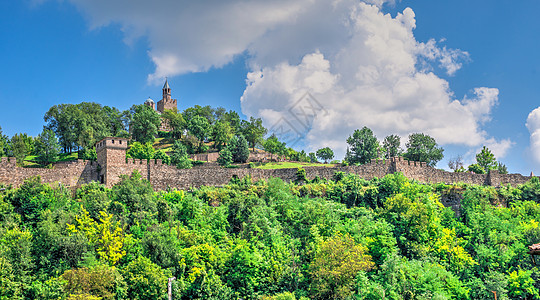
left=254, top=161, right=336, bottom=169
left=154, top=138, right=174, bottom=152
left=23, top=152, right=79, bottom=167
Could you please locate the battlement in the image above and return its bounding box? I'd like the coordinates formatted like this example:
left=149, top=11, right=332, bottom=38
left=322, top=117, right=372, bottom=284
left=95, top=137, right=128, bottom=152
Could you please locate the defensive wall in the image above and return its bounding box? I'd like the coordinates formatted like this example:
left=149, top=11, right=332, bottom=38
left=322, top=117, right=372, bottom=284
left=0, top=137, right=537, bottom=191
left=0, top=157, right=98, bottom=189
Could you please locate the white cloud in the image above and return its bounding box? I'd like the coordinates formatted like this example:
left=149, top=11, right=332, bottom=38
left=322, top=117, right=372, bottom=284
left=241, top=2, right=507, bottom=158
left=54, top=0, right=314, bottom=82
left=38, top=0, right=508, bottom=160
left=417, top=39, right=470, bottom=76
left=527, top=107, right=540, bottom=165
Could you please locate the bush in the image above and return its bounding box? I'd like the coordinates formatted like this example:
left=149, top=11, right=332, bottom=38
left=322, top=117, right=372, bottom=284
left=217, top=148, right=233, bottom=167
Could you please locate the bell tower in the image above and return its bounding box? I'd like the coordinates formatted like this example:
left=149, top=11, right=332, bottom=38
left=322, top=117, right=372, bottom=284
left=162, top=78, right=171, bottom=100
left=157, top=78, right=177, bottom=113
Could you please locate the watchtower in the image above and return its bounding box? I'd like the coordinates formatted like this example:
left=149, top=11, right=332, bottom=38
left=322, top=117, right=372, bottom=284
left=96, top=137, right=128, bottom=186
left=156, top=79, right=177, bottom=113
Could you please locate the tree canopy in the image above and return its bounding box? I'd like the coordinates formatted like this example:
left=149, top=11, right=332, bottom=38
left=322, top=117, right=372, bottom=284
left=0, top=171, right=539, bottom=299
left=403, top=133, right=444, bottom=167
left=345, top=126, right=379, bottom=164
left=129, top=104, right=161, bottom=145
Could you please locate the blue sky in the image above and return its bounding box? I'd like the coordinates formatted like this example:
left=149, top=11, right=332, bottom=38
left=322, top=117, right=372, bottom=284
left=1, top=0, right=540, bottom=175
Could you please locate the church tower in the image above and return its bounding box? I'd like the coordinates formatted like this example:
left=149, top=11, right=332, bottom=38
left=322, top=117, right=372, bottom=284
left=157, top=78, right=177, bottom=113
left=162, top=79, right=171, bottom=100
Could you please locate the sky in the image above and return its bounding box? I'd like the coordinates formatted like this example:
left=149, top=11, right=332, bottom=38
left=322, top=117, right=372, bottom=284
left=1, top=0, right=540, bottom=175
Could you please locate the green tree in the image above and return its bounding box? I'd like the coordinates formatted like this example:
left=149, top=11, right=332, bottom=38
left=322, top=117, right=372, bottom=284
left=127, top=141, right=155, bottom=161
left=241, top=117, right=267, bottom=150
left=187, top=115, right=211, bottom=152
left=217, top=148, right=233, bottom=167
left=44, top=103, right=125, bottom=153
left=122, top=256, right=171, bottom=300
left=35, top=129, right=60, bottom=165
left=316, top=147, right=334, bottom=163
left=183, top=105, right=215, bottom=124
left=468, top=163, right=485, bottom=174
left=220, top=110, right=242, bottom=133
left=153, top=150, right=171, bottom=165
left=67, top=207, right=127, bottom=266
left=11, top=133, right=33, bottom=165
left=129, top=104, right=161, bottom=144
left=498, top=162, right=508, bottom=174
left=476, top=146, right=498, bottom=173
left=263, top=134, right=287, bottom=156
left=345, top=126, right=379, bottom=164
left=309, top=232, right=374, bottom=299
left=403, top=133, right=444, bottom=167
left=161, top=108, right=186, bottom=139
left=229, top=135, right=250, bottom=163
left=507, top=269, right=540, bottom=299
left=0, top=126, right=9, bottom=157
left=212, top=121, right=233, bottom=151
left=61, top=265, right=127, bottom=300
left=78, top=147, right=97, bottom=161
left=382, top=134, right=401, bottom=159
left=170, top=141, right=192, bottom=169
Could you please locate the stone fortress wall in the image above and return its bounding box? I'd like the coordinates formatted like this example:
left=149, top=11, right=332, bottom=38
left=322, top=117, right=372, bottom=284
left=0, top=137, right=536, bottom=191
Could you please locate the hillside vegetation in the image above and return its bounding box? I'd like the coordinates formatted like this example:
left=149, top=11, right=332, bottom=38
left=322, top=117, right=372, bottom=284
left=1, top=172, right=540, bottom=299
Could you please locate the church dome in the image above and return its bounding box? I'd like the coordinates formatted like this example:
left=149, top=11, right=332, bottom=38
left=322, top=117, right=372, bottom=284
left=144, top=97, right=155, bottom=105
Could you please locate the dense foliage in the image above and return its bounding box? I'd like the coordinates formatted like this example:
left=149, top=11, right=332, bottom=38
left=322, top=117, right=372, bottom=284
left=1, top=171, right=540, bottom=299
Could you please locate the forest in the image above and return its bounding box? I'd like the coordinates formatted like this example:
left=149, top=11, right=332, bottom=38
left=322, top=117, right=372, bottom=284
left=1, top=170, right=540, bottom=299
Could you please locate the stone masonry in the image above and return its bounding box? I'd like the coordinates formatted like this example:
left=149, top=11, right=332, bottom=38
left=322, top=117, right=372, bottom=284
left=0, top=138, right=537, bottom=191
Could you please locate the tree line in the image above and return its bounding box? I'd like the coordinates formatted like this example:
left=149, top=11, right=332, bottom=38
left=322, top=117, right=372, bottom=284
left=0, top=102, right=508, bottom=174
left=0, top=169, right=539, bottom=299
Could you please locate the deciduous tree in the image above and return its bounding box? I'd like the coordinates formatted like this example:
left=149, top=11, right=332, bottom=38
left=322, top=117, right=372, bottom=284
left=403, top=133, right=444, bottom=167
left=382, top=134, right=401, bottom=159
left=35, top=129, right=60, bottom=165
left=241, top=117, right=267, bottom=151
left=316, top=147, right=334, bottom=163
left=161, top=108, right=186, bottom=139
left=129, top=105, right=161, bottom=144
left=170, top=140, right=192, bottom=169
left=309, top=232, right=374, bottom=299
left=187, top=115, right=211, bottom=152
left=345, top=126, right=379, bottom=164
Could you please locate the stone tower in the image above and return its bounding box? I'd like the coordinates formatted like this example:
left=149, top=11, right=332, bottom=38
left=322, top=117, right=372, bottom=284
left=156, top=79, right=177, bottom=113
left=96, top=137, right=128, bottom=187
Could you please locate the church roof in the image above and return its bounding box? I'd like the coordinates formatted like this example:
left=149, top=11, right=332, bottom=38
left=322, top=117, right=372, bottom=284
left=163, top=79, right=170, bottom=90
left=145, top=97, right=154, bottom=104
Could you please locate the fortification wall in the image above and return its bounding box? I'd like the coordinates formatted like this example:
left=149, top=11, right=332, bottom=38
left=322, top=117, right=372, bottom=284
left=0, top=157, right=98, bottom=189
left=148, top=158, right=395, bottom=190
left=1, top=154, right=538, bottom=192
left=104, top=158, right=149, bottom=188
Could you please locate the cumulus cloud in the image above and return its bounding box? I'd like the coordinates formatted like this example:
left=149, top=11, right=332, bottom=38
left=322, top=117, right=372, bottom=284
left=527, top=107, right=540, bottom=165
left=53, top=0, right=314, bottom=81
left=38, top=0, right=509, bottom=160
left=241, top=2, right=508, bottom=158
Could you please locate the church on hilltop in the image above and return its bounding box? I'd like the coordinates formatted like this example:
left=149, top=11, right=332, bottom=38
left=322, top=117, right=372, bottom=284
left=144, top=79, right=178, bottom=131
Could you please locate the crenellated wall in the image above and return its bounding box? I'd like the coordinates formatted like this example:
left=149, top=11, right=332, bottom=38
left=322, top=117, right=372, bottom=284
left=0, top=143, right=537, bottom=191
left=0, top=157, right=98, bottom=189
